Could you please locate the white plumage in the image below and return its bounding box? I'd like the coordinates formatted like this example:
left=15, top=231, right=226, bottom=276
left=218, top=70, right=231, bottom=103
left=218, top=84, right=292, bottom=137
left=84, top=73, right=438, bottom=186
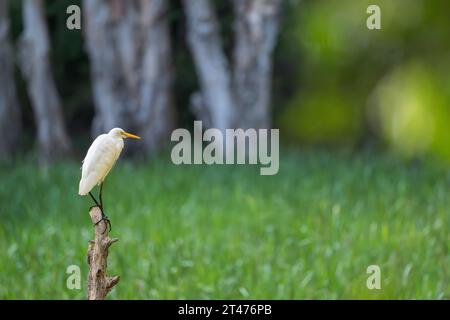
left=79, top=128, right=140, bottom=196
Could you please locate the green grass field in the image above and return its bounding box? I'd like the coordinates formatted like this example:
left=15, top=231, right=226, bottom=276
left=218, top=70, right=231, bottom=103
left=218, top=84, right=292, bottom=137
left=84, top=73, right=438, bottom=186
left=0, top=149, right=449, bottom=299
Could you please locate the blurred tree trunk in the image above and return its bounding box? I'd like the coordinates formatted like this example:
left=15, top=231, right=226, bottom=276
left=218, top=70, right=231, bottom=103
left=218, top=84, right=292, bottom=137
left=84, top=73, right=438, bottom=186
left=83, top=0, right=175, bottom=154
left=183, top=0, right=282, bottom=130
left=0, top=0, right=21, bottom=160
left=182, top=0, right=235, bottom=132
left=232, top=0, right=281, bottom=129
left=19, top=0, right=71, bottom=163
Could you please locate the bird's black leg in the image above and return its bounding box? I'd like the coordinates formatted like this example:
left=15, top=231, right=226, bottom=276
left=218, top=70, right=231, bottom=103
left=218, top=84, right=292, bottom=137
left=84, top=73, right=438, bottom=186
left=90, top=190, right=109, bottom=233
left=89, top=191, right=100, bottom=208
left=99, top=182, right=104, bottom=212
left=96, top=182, right=111, bottom=233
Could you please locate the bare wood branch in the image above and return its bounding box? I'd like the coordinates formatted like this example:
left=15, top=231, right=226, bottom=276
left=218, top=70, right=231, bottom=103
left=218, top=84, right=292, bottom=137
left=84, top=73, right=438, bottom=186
left=87, top=206, right=120, bottom=300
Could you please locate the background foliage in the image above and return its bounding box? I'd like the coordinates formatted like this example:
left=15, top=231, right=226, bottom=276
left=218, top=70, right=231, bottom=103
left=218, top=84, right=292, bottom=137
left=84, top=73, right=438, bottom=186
left=6, top=0, right=450, bottom=161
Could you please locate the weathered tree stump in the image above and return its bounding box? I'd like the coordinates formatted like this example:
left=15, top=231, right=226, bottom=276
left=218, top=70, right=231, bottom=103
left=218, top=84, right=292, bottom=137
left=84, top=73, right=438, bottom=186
left=87, top=206, right=120, bottom=300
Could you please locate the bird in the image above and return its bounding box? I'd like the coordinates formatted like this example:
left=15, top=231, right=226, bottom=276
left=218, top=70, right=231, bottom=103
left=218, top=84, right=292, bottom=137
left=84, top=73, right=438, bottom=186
left=79, top=128, right=141, bottom=230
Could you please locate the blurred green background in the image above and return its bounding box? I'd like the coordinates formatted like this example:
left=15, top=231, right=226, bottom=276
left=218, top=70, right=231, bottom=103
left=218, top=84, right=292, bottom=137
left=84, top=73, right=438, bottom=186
left=6, top=0, right=450, bottom=161
left=1, top=0, right=449, bottom=299
left=275, top=0, right=450, bottom=160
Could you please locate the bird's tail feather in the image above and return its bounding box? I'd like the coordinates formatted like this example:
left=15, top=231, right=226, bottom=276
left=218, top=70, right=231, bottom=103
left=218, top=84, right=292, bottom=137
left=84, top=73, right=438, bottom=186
left=79, top=175, right=96, bottom=195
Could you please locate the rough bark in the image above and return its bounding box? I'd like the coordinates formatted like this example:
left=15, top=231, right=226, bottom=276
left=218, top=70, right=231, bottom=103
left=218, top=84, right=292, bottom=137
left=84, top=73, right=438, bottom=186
left=83, top=0, right=175, bottom=154
left=182, top=0, right=282, bottom=130
left=232, top=0, right=281, bottom=129
left=0, top=0, right=21, bottom=159
left=182, top=0, right=236, bottom=132
left=18, top=0, right=71, bottom=163
left=87, top=206, right=119, bottom=300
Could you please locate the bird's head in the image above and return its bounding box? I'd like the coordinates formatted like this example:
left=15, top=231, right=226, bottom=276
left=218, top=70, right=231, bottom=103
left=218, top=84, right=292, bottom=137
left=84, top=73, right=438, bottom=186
left=109, top=128, right=141, bottom=140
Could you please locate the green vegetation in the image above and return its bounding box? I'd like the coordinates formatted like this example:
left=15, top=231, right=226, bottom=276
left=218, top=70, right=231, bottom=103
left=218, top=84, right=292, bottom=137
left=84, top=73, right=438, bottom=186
left=1, top=150, right=449, bottom=299
left=275, top=0, right=450, bottom=162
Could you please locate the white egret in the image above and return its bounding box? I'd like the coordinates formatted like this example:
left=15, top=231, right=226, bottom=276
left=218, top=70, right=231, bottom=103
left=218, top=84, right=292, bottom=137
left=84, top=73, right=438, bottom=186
left=79, top=128, right=141, bottom=229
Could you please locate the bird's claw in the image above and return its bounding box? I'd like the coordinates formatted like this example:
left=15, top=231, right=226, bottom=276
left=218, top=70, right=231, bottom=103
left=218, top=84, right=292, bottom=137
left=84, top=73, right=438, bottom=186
left=94, top=213, right=111, bottom=234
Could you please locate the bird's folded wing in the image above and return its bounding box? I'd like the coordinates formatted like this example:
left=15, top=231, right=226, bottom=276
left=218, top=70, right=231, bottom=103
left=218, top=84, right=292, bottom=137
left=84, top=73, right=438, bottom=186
left=79, top=135, right=119, bottom=195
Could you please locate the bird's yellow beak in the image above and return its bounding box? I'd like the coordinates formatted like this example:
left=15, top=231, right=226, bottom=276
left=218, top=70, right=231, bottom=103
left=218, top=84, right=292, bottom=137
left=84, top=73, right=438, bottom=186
left=122, top=132, right=141, bottom=139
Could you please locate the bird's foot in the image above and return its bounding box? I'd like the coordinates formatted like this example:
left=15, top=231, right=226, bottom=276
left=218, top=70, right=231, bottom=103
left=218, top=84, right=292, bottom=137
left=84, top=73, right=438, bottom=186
left=94, top=212, right=111, bottom=234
